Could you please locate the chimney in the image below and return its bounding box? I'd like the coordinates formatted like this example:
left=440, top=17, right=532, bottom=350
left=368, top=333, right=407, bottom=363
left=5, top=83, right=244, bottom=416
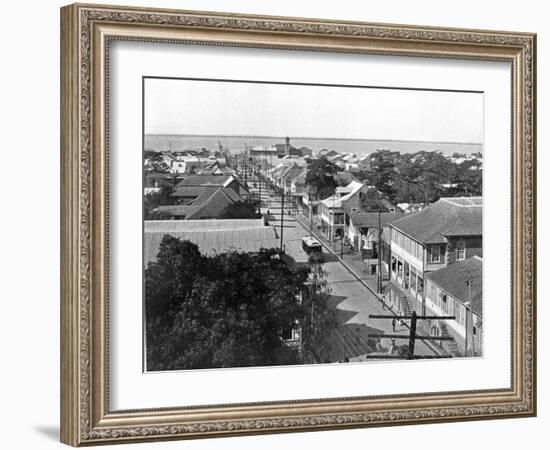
left=285, top=136, right=290, bottom=155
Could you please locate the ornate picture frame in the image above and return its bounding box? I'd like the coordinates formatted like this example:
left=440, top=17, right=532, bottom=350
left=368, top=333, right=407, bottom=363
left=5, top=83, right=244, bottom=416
left=60, top=3, right=536, bottom=446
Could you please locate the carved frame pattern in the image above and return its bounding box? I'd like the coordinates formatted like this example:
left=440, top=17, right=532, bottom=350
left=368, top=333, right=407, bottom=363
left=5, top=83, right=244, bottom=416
left=60, top=3, right=536, bottom=446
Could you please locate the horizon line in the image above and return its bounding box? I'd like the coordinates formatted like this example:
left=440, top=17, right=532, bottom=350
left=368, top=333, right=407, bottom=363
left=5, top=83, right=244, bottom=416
left=144, top=134, right=483, bottom=146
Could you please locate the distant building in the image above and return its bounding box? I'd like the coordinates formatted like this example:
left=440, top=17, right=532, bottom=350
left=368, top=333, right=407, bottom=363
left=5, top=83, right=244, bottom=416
left=320, top=181, right=364, bottom=241
left=298, top=146, right=313, bottom=157
left=425, top=256, right=482, bottom=357
left=196, top=161, right=236, bottom=176
left=173, top=175, right=248, bottom=199
left=274, top=137, right=297, bottom=158
left=387, top=197, right=482, bottom=317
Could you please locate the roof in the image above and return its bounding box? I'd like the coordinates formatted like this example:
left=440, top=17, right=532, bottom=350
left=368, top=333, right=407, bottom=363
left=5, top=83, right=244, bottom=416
left=159, top=187, right=242, bottom=219
left=144, top=221, right=278, bottom=264
left=175, top=175, right=233, bottom=188
left=282, top=165, right=306, bottom=183
left=274, top=143, right=297, bottom=154
left=349, top=212, right=407, bottom=228
left=320, top=181, right=365, bottom=209
left=390, top=197, right=482, bottom=244
left=426, top=256, right=482, bottom=316
left=170, top=185, right=219, bottom=200
left=145, top=218, right=265, bottom=232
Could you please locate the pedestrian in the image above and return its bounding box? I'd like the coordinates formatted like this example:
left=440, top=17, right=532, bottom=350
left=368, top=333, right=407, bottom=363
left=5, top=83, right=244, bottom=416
left=392, top=317, right=397, bottom=332
left=390, top=338, right=397, bottom=355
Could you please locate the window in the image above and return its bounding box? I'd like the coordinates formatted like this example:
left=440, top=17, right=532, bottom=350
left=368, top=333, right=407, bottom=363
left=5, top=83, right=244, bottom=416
left=456, top=240, right=466, bottom=260
left=441, top=294, right=448, bottom=314
left=430, top=244, right=441, bottom=263
left=351, top=208, right=358, bottom=212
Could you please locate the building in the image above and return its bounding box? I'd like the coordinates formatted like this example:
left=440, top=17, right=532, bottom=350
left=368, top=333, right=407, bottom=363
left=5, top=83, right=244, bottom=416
left=172, top=174, right=249, bottom=200
left=157, top=186, right=243, bottom=220
left=319, top=181, right=364, bottom=241
left=387, top=197, right=482, bottom=316
left=195, top=161, right=236, bottom=176
left=346, top=211, right=406, bottom=254
left=144, top=218, right=276, bottom=263
left=425, top=256, right=483, bottom=356
left=274, top=137, right=297, bottom=158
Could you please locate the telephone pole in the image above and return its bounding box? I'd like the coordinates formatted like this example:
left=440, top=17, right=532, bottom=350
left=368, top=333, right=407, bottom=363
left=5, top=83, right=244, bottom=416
left=280, top=186, right=285, bottom=251
left=367, top=312, right=457, bottom=359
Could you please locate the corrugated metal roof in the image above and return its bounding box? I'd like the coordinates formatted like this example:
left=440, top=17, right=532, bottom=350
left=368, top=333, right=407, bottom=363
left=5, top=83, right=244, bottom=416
left=145, top=219, right=265, bottom=232
left=426, top=256, right=482, bottom=316
left=144, top=226, right=279, bottom=264
left=390, top=197, right=482, bottom=244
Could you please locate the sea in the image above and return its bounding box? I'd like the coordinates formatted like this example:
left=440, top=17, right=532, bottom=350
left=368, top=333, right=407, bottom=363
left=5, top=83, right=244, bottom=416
left=144, top=134, right=482, bottom=156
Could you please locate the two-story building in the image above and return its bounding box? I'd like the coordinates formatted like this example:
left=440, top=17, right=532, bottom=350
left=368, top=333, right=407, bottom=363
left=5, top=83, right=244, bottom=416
left=387, top=197, right=482, bottom=316
left=319, top=181, right=366, bottom=242
left=424, top=256, right=482, bottom=357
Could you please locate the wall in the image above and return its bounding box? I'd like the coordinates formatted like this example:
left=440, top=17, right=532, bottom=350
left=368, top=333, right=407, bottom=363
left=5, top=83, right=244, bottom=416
left=0, top=1, right=547, bottom=450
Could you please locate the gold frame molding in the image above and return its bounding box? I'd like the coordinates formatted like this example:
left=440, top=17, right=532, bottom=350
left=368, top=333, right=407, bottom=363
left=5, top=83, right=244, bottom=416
left=60, top=3, right=537, bottom=446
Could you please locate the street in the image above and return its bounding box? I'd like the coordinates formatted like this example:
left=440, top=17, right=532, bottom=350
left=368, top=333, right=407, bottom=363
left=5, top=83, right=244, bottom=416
left=249, top=176, right=441, bottom=362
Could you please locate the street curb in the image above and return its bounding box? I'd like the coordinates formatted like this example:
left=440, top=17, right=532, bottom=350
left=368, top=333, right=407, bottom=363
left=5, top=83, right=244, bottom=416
left=295, top=214, right=445, bottom=357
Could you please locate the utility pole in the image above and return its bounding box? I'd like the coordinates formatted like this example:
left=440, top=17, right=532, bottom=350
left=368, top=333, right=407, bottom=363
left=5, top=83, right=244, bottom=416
left=280, top=185, right=285, bottom=251
left=258, top=163, right=262, bottom=211
left=377, top=209, right=382, bottom=294
left=367, top=312, right=457, bottom=360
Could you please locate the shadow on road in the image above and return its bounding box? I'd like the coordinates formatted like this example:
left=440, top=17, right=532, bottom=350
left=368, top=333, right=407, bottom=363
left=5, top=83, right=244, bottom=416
left=326, top=295, right=386, bottom=362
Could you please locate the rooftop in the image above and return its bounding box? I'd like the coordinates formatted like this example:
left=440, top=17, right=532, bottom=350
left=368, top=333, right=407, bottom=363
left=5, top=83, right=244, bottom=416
left=426, top=256, right=482, bottom=316
left=144, top=222, right=278, bottom=264
left=390, top=197, right=482, bottom=244
left=175, top=174, right=233, bottom=188
left=160, top=187, right=243, bottom=219
left=321, top=181, right=365, bottom=209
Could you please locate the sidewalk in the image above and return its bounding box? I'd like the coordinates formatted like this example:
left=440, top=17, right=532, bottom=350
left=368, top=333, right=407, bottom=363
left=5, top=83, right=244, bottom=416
left=295, top=213, right=447, bottom=358
left=296, top=214, right=383, bottom=301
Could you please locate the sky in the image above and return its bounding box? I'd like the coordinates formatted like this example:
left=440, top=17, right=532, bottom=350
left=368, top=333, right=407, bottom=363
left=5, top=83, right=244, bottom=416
left=144, top=77, right=483, bottom=144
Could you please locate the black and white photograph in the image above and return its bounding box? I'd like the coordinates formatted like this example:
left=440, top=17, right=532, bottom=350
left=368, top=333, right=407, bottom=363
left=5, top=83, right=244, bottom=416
left=143, top=77, right=483, bottom=372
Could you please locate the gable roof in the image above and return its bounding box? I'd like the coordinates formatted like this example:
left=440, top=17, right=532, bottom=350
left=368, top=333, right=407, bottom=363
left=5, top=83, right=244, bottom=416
left=175, top=174, right=233, bottom=188
left=170, top=185, right=218, bottom=200
left=282, top=165, right=305, bottom=183
left=159, top=187, right=242, bottom=219
left=390, top=197, right=482, bottom=244
left=426, top=256, right=482, bottom=316
left=321, top=181, right=364, bottom=209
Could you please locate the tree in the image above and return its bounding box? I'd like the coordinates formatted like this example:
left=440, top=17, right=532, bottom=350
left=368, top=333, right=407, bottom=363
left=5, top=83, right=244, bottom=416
left=145, top=238, right=309, bottom=371
left=305, top=157, right=338, bottom=200
left=362, top=150, right=398, bottom=200
left=300, top=261, right=337, bottom=364
left=144, top=182, right=174, bottom=220
left=451, top=160, right=482, bottom=196
left=393, top=151, right=455, bottom=205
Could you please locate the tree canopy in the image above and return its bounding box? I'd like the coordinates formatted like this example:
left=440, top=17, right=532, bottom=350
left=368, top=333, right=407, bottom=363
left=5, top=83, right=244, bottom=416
left=144, top=182, right=174, bottom=220
left=145, top=237, right=327, bottom=371
left=305, top=157, right=339, bottom=200
left=358, top=149, right=482, bottom=205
